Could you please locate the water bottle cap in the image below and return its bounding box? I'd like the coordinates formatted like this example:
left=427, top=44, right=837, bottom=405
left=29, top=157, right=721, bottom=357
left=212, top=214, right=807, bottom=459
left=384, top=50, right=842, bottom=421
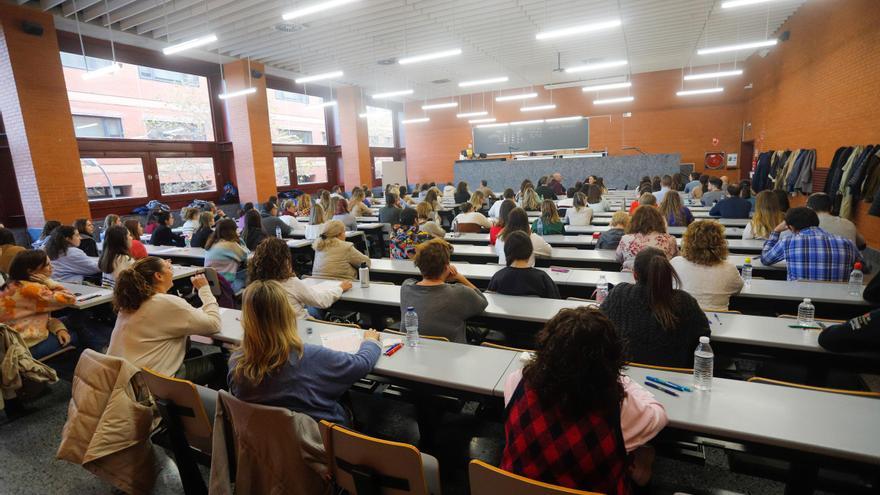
left=803, top=298, right=811, bottom=303
left=854, top=262, right=862, bottom=270
left=699, top=336, right=710, bottom=344
left=406, top=306, right=414, bottom=311
left=361, top=262, right=368, bottom=267
left=744, top=257, right=751, bottom=263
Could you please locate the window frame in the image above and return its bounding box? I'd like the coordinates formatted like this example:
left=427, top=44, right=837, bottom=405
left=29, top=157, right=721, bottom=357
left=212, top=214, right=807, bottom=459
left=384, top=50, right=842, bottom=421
left=79, top=151, right=151, bottom=203
left=153, top=153, right=219, bottom=196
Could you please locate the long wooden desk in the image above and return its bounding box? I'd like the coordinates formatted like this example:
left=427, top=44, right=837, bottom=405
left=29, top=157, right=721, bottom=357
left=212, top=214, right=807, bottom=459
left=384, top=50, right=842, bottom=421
left=564, top=225, right=746, bottom=238
left=58, top=264, right=203, bottom=309
left=446, top=232, right=765, bottom=254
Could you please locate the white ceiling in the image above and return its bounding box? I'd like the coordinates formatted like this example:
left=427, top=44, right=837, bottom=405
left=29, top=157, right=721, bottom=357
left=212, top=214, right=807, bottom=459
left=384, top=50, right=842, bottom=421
left=14, top=0, right=807, bottom=100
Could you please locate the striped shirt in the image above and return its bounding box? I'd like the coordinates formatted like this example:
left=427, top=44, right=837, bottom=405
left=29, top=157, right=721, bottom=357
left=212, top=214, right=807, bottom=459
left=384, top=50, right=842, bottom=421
left=761, top=227, right=861, bottom=282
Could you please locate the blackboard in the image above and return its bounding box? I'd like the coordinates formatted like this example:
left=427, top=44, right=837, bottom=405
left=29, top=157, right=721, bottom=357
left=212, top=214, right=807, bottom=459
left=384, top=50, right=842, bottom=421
left=473, top=118, right=589, bottom=155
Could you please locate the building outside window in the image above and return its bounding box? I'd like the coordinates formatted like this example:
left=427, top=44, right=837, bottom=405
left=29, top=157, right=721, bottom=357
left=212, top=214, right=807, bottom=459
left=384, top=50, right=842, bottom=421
left=137, top=66, right=199, bottom=87
left=73, top=115, right=124, bottom=138
left=268, top=89, right=327, bottom=145
left=80, top=157, right=148, bottom=201
left=144, top=119, right=207, bottom=141
left=274, top=156, right=291, bottom=186
left=295, top=156, right=328, bottom=184
left=274, top=128, right=313, bottom=145
left=366, top=106, right=394, bottom=147
left=156, top=157, right=216, bottom=195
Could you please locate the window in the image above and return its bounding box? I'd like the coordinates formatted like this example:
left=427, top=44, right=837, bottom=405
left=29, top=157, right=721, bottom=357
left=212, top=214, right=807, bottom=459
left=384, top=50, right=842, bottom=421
left=274, top=156, right=291, bottom=187
left=294, top=156, right=328, bottom=184
left=366, top=106, right=394, bottom=147
left=61, top=52, right=214, bottom=142
left=73, top=115, right=124, bottom=138
left=373, top=156, right=394, bottom=180
left=80, top=157, right=148, bottom=201
left=268, top=90, right=327, bottom=145
left=156, top=157, right=216, bottom=195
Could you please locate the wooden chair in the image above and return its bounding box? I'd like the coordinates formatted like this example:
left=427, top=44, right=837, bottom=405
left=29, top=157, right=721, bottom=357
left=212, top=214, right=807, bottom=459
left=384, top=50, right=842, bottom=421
left=480, top=342, right=533, bottom=353
left=319, top=420, right=441, bottom=494
left=628, top=362, right=694, bottom=373
left=777, top=314, right=846, bottom=324
left=468, top=460, right=601, bottom=495
left=746, top=377, right=880, bottom=398
left=141, top=368, right=215, bottom=495
left=384, top=328, right=449, bottom=342
left=454, top=222, right=484, bottom=233
left=708, top=309, right=742, bottom=314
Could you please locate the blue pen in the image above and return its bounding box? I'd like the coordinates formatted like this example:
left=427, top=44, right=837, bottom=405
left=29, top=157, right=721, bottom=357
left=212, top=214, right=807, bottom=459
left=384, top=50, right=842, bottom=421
left=646, top=375, right=692, bottom=392
left=644, top=381, right=679, bottom=397
left=714, top=313, right=723, bottom=326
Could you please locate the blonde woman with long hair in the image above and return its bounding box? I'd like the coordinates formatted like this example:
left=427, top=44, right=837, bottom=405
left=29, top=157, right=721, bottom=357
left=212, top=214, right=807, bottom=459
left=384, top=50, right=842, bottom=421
left=228, top=280, right=381, bottom=423
left=469, top=190, right=487, bottom=212
left=295, top=193, right=312, bottom=216
left=349, top=188, right=372, bottom=217
left=326, top=196, right=339, bottom=223
left=743, top=191, right=784, bottom=240
left=318, top=190, right=332, bottom=222
left=520, top=187, right=541, bottom=211
left=311, top=220, right=370, bottom=280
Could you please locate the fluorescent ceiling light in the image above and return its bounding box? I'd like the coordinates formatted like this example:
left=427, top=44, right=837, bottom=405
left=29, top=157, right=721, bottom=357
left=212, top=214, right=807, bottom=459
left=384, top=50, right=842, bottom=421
left=459, top=76, right=509, bottom=87
left=218, top=87, right=257, bottom=100
left=163, top=34, right=217, bottom=55
left=565, top=60, right=628, bottom=74
left=698, top=39, right=777, bottom=55
left=677, top=87, right=724, bottom=96
left=469, top=118, right=496, bottom=124
left=371, top=89, right=414, bottom=99
left=722, top=0, right=778, bottom=8
left=421, top=102, right=458, bottom=110
left=593, top=96, right=634, bottom=105
left=318, top=100, right=337, bottom=107
left=496, top=92, right=538, bottom=102
left=511, top=119, right=544, bottom=126
left=457, top=111, right=488, bottom=118
left=535, top=19, right=621, bottom=40
left=545, top=116, right=583, bottom=122
left=581, top=81, right=632, bottom=92
left=521, top=104, right=556, bottom=112
left=401, top=117, right=430, bottom=124
left=295, top=70, right=343, bottom=84
left=82, top=62, right=122, bottom=80
left=282, top=0, right=359, bottom=20
left=477, top=122, right=508, bottom=128
left=684, top=69, right=743, bottom=80
left=399, top=48, right=462, bottom=65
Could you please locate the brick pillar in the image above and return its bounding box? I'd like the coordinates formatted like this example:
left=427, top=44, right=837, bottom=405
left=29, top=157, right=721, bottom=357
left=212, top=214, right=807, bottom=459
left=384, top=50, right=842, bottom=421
left=0, top=4, right=89, bottom=226
left=337, top=85, right=372, bottom=189
left=222, top=59, right=276, bottom=204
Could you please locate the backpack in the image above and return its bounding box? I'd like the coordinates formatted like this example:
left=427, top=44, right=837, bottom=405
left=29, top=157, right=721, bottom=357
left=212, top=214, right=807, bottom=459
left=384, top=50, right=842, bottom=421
left=219, top=181, right=239, bottom=204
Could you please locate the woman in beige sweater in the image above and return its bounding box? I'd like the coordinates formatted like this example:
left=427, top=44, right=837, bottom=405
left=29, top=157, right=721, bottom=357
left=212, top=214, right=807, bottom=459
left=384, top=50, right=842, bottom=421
left=311, top=220, right=370, bottom=280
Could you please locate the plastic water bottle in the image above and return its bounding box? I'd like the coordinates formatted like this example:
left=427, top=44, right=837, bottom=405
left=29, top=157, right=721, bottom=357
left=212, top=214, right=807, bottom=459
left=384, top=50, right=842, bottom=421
left=797, top=298, right=815, bottom=326
left=849, top=262, right=864, bottom=296
left=741, top=257, right=753, bottom=287
left=275, top=226, right=282, bottom=239
left=184, top=235, right=191, bottom=248
left=536, top=217, right=544, bottom=236
left=693, top=336, right=714, bottom=391
left=359, top=262, right=370, bottom=288
left=404, top=307, right=419, bottom=347
left=595, top=275, right=609, bottom=303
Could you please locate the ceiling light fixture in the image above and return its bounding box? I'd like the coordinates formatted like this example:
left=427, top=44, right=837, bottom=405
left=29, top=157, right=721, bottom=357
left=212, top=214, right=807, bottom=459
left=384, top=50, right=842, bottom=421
left=422, top=102, right=458, bottom=110
left=581, top=81, right=632, bottom=92
left=163, top=33, right=217, bottom=55
left=82, top=62, right=122, bottom=80
left=459, top=76, right=509, bottom=87
left=565, top=60, right=628, bottom=74
left=398, top=48, right=462, bottom=65
left=401, top=117, right=430, bottom=124
left=521, top=104, right=556, bottom=112
left=545, top=116, right=584, bottom=122
left=457, top=111, right=488, bottom=118
left=477, top=122, right=509, bottom=128
left=295, top=70, right=343, bottom=84
left=282, top=0, right=359, bottom=20
left=218, top=87, right=257, bottom=100
left=593, top=96, right=634, bottom=105
left=535, top=19, right=621, bottom=40
left=469, top=118, right=496, bottom=124
left=684, top=69, right=743, bottom=80
left=371, top=89, right=414, bottom=99
left=511, top=119, right=545, bottom=126
left=697, top=39, right=777, bottom=55
left=721, top=0, right=778, bottom=8
left=496, top=92, right=538, bottom=102
left=677, top=87, right=724, bottom=96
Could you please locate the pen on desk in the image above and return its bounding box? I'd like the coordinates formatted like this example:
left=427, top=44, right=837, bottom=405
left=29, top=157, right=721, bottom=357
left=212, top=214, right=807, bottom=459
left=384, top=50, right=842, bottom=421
left=76, top=294, right=101, bottom=302
left=644, top=381, right=679, bottom=397
left=385, top=344, right=403, bottom=356
left=713, top=313, right=723, bottom=326
left=646, top=375, right=692, bottom=392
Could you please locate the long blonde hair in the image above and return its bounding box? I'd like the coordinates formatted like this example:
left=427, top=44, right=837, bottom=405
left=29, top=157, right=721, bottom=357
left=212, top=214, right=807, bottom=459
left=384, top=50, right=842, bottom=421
left=751, top=190, right=784, bottom=239
left=313, top=220, right=345, bottom=251
left=469, top=190, right=486, bottom=210
left=233, top=280, right=303, bottom=385
left=521, top=188, right=541, bottom=211
left=326, top=197, right=339, bottom=222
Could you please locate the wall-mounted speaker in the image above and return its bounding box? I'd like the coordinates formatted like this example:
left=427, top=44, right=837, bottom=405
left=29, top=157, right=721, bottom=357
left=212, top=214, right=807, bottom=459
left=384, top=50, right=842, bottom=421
left=21, top=21, right=43, bottom=37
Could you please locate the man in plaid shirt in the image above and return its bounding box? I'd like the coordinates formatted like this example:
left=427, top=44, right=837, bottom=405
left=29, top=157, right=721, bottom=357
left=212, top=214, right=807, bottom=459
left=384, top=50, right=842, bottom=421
left=761, top=207, right=862, bottom=282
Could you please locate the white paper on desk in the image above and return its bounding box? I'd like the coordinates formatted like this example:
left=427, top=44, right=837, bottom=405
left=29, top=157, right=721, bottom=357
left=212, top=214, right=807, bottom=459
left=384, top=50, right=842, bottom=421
left=149, top=246, right=179, bottom=254
left=320, top=329, right=363, bottom=354
left=302, top=278, right=343, bottom=292
left=381, top=337, right=403, bottom=349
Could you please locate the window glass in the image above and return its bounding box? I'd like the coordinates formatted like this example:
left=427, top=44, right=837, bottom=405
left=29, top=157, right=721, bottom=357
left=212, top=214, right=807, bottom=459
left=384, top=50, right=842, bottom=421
left=373, top=156, right=394, bottom=180
left=80, top=157, right=147, bottom=201
left=61, top=52, right=214, bottom=142
left=73, top=115, right=124, bottom=138
left=268, top=89, right=327, bottom=145
left=294, top=156, right=328, bottom=185
left=156, top=157, right=216, bottom=195
left=274, top=156, right=291, bottom=187
left=366, top=106, right=394, bottom=147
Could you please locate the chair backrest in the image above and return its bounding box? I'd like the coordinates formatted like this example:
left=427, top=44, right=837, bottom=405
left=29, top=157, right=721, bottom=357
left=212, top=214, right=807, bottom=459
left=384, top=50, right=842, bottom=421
left=628, top=362, right=694, bottom=373
left=468, top=460, right=602, bottom=495
left=305, top=317, right=361, bottom=329
left=746, top=377, right=880, bottom=398
left=777, top=314, right=845, bottom=324
left=141, top=368, right=213, bottom=454
left=202, top=267, right=223, bottom=297
left=455, top=222, right=484, bottom=233
left=319, top=420, right=431, bottom=495
left=480, top=342, right=533, bottom=353
left=384, top=328, right=449, bottom=342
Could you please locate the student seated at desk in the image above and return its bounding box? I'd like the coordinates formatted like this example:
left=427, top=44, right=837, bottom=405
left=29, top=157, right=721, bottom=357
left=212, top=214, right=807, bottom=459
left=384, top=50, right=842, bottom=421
left=205, top=219, right=249, bottom=292
left=0, top=250, right=78, bottom=359
left=488, top=231, right=560, bottom=299
left=294, top=194, right=312, bottom=216
left=586, top=185, right=610, bottom=213
left=101, top=214, right=122, bottom=242
left=652, top=174, right=674, bottom=205
left=469, top=190, right=489, bottom=213
left=496, top=208, right=552, bottom=267
left=452, top=202, right=492, bottom=231
left=454, top=181, right=471, bottom=204
left=73, top=218, right=99, bottom=257
left=700, top=177, right=726, bottom=206
left=415, top=202, right=446, bottom=239
left=532, top=200, right=565, bottom=235
left=743, top=191, right=784, bottom=240
left=242, top=210, right=268, bottom=251
left=261, top=203, right=293, bottom=239
left=180, top=207, right=200, bottom=237
left=520, top=187, right=542, bottom=212
left=760, top=207, right=861, bottom=282
left=312, top=220, right=370, bottom=281
left=45, top=226, right=100, bottom=284
left=565, top=192, right=593, bottom=226
left=378, top=192, right=403, bottom=225
left=628, top=191, right=656, bottom=215
left=31, top=220, right=60, bottom=250
left=228, top=280, right=381, bottom=424
left=489, top=188, right=515, bottom=219
left=490, top=200, right=516, bottom=245
left=596, top=211, right=630, bottom=250
left=601, top=248, right=710, bottom=368
left=108, top=257, right=223, bottom=386
left=659, top=191, right=693, bottom=227
left=349, top=188, right=372, bottom=217
left=502, top=306, right=667, bottom=492
left=807, top=192, right=867, bottom=249
left=305, top=205, right=327, bottom=241
left=190, top=212, right=215, bottom=249
left=710, top=184, right=752, bottom=219
left=99, top=226, right=135, bottom=289
left=535, top=176, right=557, bottom=201
left=236, top=202, right=254, bottom=232
left=0, top=227, right=24, bottom=274
left=331, top=198, right=358, bottom=232
left=616, top=206, right=678, bottom=272
left=124, top=219, right=148, bottom=259
left=818, top=309, right=880, bottom=352
left=150, top=211, right=185, bottom=248
left=671, top=221, right=743, bottom=311
left=390, top=208, right=432, bottom=260
left=400, top=239, right=487, bottom=344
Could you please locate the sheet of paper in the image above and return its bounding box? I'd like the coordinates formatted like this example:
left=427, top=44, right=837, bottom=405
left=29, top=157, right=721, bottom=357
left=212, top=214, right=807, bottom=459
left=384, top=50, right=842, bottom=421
left=320, top=329, right=363, bottom=354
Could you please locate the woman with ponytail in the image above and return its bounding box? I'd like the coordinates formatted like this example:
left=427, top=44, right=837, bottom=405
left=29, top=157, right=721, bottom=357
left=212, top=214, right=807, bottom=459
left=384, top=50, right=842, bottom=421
left=107, top=256, right=223, bottom=385
left=600, top=247, right=709, bottom=368
left=311, top=220, right=370, bottom=280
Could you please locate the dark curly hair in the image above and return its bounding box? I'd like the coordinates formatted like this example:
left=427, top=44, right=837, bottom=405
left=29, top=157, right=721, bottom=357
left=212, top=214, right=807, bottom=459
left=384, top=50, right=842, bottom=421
left=523, top=306, right=625, bottom=415
left=248, top=237, right=294, bottom=283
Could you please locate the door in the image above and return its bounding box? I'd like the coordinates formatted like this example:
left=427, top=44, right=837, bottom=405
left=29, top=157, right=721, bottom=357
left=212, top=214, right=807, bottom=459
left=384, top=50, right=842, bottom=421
left=739, top=140, right=755, bottom=181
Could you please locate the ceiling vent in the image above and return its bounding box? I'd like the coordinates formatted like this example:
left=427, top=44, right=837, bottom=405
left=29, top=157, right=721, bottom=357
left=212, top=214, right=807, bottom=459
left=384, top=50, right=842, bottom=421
left=431, top=78, right=452, bottom=84
left=377, top=57, right=398, bottom=65
left=273, top=22, right=307, bottom=33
